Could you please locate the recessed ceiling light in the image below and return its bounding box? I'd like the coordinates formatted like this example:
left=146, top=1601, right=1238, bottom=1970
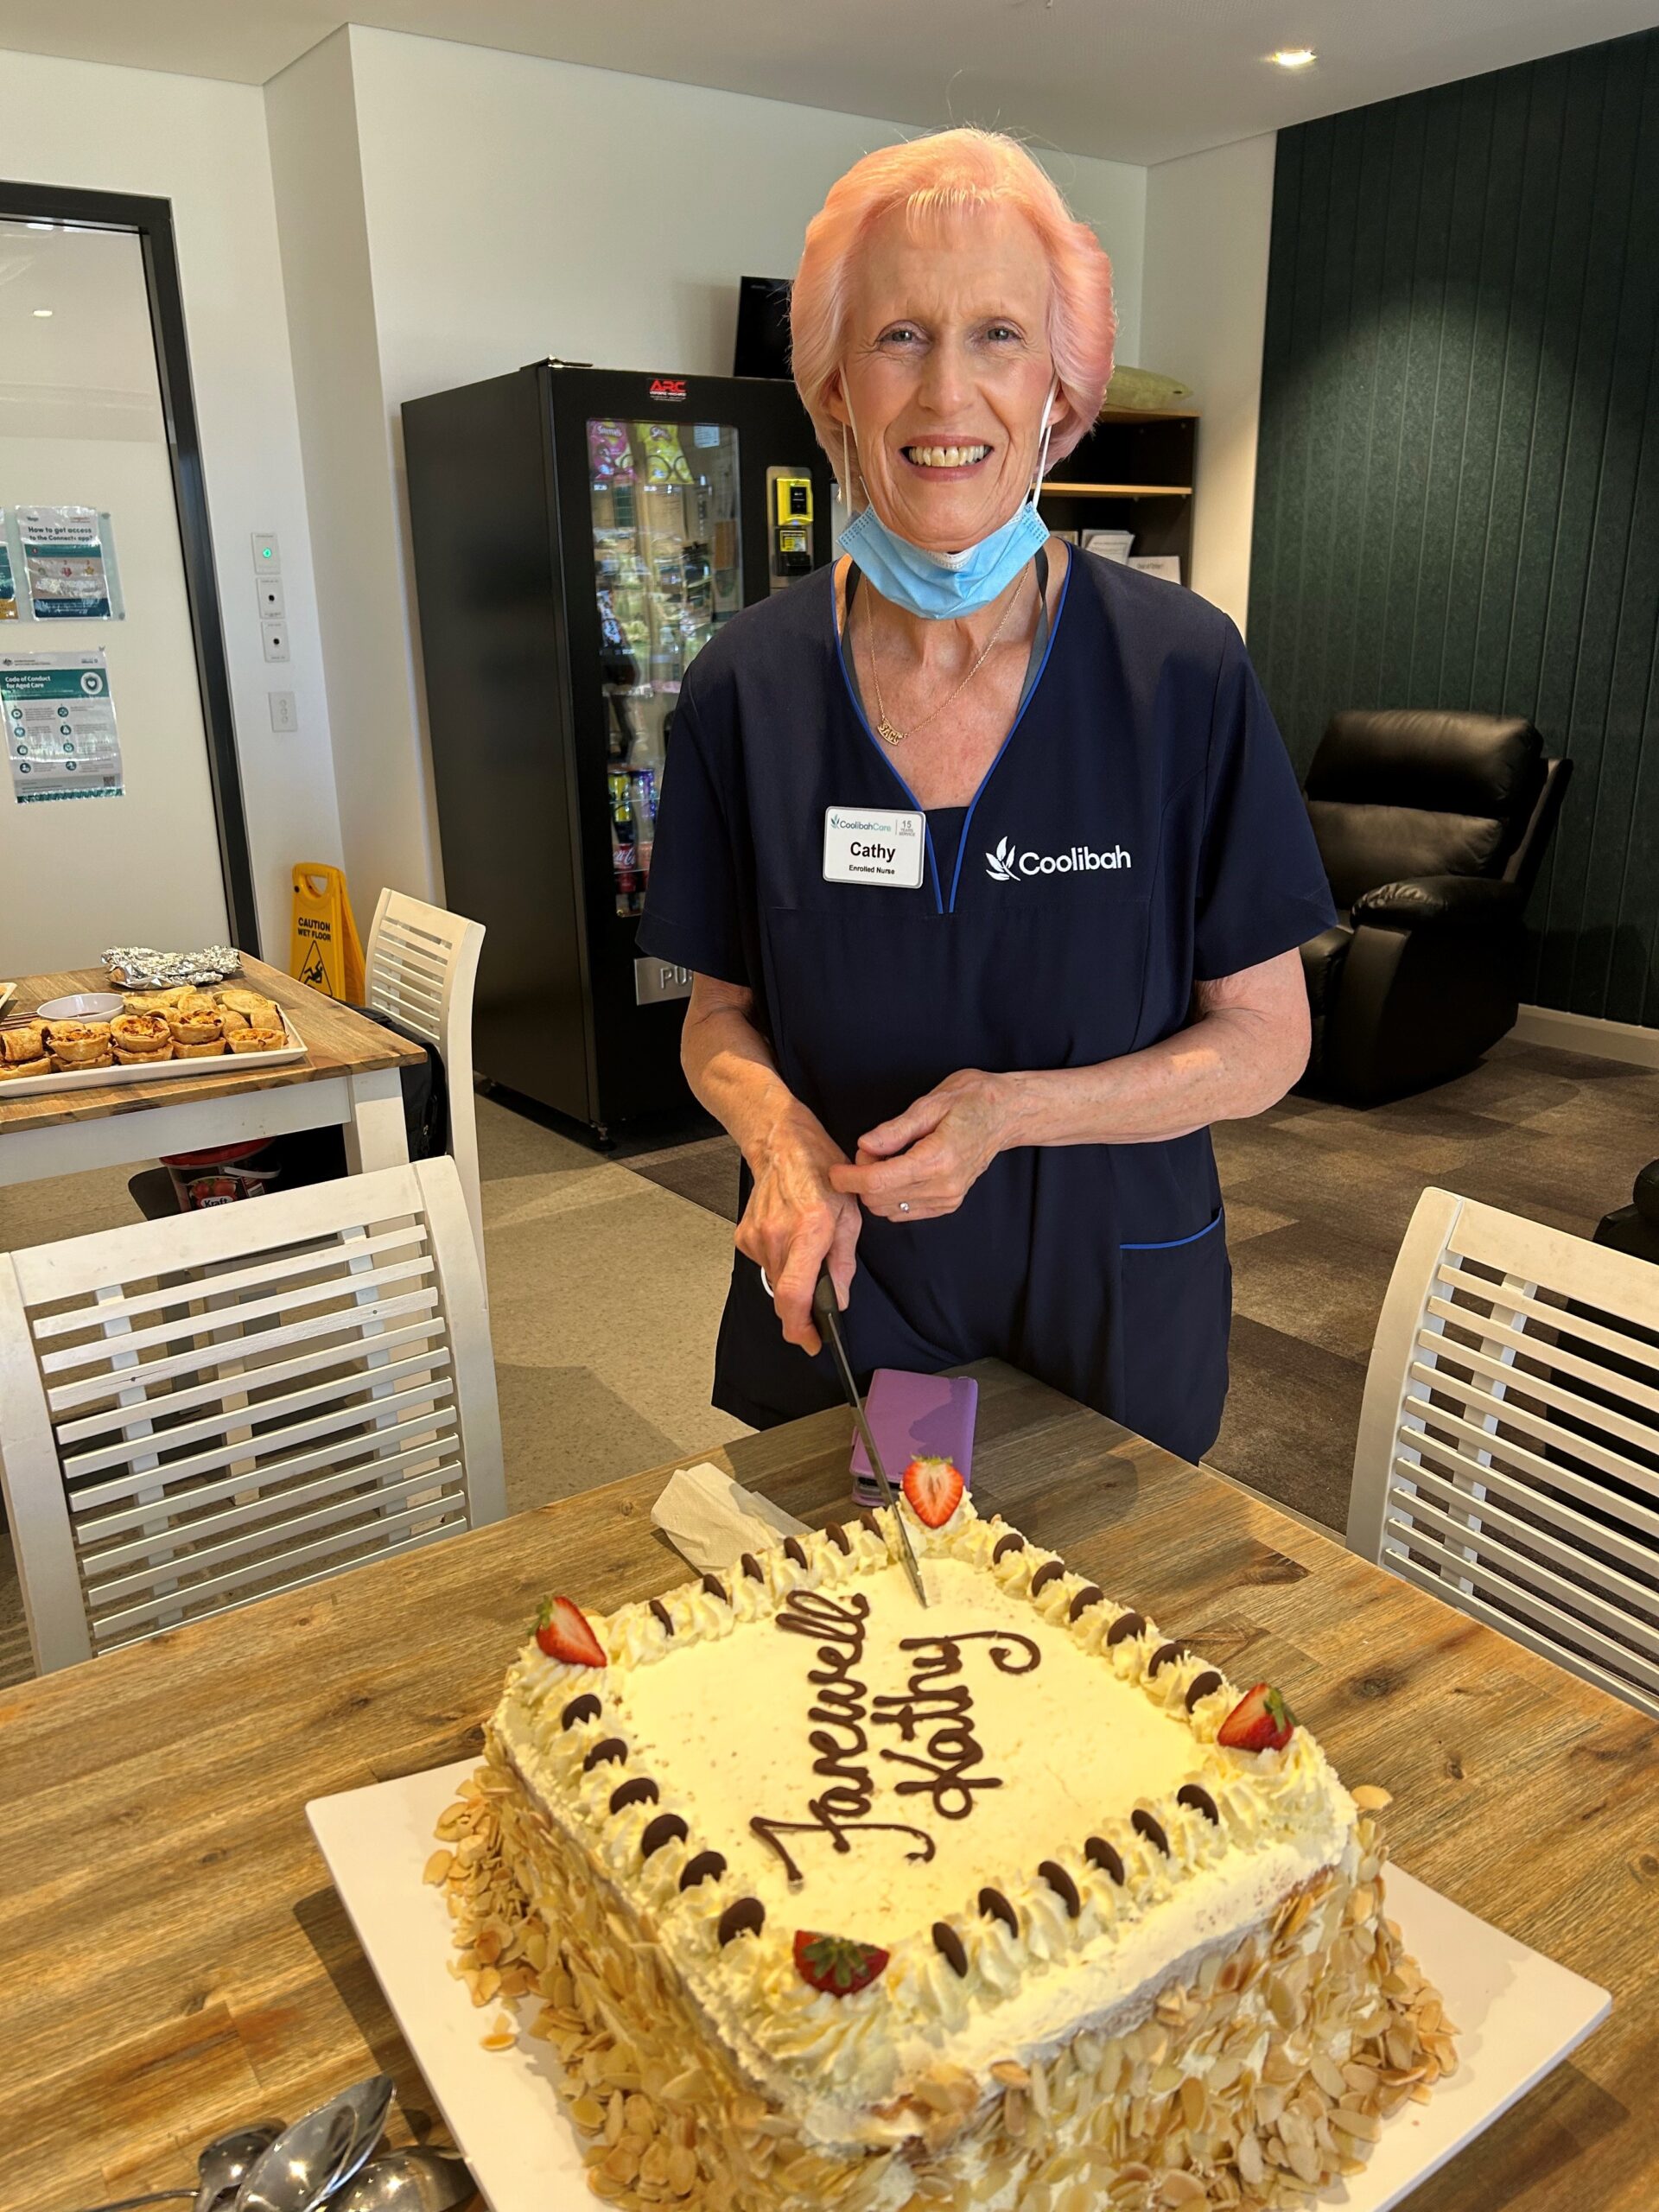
left=1273, top=47, right=1317, bottom=68
left=33, top=307, right=53, bottom=318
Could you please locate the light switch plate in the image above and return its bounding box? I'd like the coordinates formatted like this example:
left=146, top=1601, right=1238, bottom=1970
left=261, top=619, right=290, bottom=663
left=257, top=575, right=285, bottom=618
left=269, top=691, right=297, bottom=733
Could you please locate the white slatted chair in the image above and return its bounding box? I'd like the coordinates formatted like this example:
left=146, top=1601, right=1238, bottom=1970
left=1351, top=1186, right=1659, bottom=1718
left=0, top=1155, right=505, bottom=1675
left=365, top=887, right=486, bottom=1290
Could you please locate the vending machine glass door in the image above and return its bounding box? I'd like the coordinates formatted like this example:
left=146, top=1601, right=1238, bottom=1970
left=587, top=416, right=741, bottom=917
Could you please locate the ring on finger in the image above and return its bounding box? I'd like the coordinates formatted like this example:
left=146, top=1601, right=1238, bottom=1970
left=899, top=1202, right=911, bottom=1215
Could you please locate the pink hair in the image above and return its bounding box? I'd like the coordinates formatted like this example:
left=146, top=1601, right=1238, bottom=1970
left=791, top=129, right=1116, bottom=467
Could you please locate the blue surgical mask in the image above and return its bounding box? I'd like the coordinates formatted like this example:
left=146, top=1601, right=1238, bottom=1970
left=837, top=385, right=1058, bottom=620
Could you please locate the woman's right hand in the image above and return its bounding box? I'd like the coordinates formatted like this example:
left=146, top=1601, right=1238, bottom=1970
left=736, top=1105, right=862, bottom=1354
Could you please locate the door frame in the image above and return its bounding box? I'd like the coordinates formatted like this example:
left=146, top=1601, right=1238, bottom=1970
left=0, top=179, right=259, bottom=952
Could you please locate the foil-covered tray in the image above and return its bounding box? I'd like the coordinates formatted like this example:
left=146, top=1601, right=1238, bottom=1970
left=103, top=944, right=243, bottom=988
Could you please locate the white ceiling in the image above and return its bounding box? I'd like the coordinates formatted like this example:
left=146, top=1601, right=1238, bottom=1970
left=1, top=0, right=1656, bottom=165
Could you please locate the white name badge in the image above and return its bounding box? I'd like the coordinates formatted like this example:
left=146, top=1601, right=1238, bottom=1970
left=823, top=804, right=926, bottom=888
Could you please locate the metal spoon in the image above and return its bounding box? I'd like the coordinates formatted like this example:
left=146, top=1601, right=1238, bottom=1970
left=192, top=2126, right=289, bottom=2212
left=321, top=2075, right=397, bottom=2201
left=327, top=2150, right=477, bottom=2212
left=232, top=2096, right=358, bottom=2212
left=72, top=2124, right=286, bottom=2212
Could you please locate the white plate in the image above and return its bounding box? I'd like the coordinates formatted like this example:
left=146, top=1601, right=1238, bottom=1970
left=0, top=1007, right=307, bottom=1096
left=308, top=1761, right=1611, bottom=2212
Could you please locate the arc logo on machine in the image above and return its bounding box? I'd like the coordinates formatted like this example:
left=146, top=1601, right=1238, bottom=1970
left=649, top=377, right=688, bottom=404
left=986, top=835, right=1132, bottom=881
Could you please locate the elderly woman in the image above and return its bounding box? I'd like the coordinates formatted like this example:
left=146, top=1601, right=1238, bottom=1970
left=639, top=129, right=1334, bottom=1463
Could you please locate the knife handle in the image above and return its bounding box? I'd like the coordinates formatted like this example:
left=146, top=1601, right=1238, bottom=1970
left=813, top=1269, right=839, bottom=1325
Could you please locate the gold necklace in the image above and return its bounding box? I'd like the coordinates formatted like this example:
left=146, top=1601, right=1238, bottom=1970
left=863, top=569, right=1031, bottom=747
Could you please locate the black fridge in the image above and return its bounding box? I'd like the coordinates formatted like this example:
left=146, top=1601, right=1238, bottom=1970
left=404, top=362, right=833, bottom=1141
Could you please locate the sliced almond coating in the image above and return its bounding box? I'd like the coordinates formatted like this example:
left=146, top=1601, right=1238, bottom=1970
left=1351, top=1783, right=1394, bottom=1811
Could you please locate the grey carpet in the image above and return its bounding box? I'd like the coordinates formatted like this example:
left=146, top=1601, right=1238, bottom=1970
left=622, top=1039, right=1659, bottom=1535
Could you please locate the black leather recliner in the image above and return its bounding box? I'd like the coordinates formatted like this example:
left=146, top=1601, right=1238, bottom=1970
left=1298, top=709, right=1571, bottom=1104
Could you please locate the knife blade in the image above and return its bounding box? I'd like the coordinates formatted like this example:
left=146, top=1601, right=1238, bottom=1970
left=813, top=1269, right=928, bottom=1607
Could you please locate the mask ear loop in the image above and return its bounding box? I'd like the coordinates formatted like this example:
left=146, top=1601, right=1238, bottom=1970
left=840, top=387, right=862, bottom=512
left=1029, top=379, right=1061, bottom=509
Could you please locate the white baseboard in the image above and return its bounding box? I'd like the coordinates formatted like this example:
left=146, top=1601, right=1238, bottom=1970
left=1510, top=1003, right=1659, bottom=1070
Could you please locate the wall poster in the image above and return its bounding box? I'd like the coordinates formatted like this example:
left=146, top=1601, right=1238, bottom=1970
left=1, top=648, right=124, bottom=801
left=15, top=505, right=124, bottom=620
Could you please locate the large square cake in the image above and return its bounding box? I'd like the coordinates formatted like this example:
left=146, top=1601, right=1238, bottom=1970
left=432, top=1492, right=1453, bottom=2209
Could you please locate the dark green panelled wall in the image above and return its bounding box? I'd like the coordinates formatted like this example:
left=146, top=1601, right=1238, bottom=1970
left=1248, top=27, right=1659, bottom=1023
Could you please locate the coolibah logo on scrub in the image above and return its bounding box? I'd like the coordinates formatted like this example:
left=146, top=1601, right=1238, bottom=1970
left=986, top=836, right=1132, bottom=881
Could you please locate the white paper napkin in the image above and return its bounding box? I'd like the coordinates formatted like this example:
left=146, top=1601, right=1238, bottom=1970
left=651, top=1460, right=809, bottom=1573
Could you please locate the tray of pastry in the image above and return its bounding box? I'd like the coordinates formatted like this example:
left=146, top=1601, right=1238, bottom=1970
left=0, top=985, right=308, bottom=1096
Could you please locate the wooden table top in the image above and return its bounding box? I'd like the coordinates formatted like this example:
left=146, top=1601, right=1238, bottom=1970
left=0, top=1361, right=1651, bottom=2212
left=0, top=955, right=423, bottom=1135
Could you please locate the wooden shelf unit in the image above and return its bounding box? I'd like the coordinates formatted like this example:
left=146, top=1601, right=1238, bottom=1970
left=1039, top=406, right=1199, bottom=575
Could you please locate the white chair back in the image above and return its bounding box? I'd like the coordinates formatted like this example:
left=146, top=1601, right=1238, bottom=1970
left=1351, top=1185, right=1659, bottom=1718
left=0, top=1156, right=505, bottom=1675
left=365, top=887, right=486, bottom=1289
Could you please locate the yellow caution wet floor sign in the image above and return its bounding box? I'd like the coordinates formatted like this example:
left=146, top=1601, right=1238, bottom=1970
left=290, top=862, right=365, bottom=1001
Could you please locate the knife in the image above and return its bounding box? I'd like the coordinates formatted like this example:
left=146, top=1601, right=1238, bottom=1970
left=813, top=1268, right=928, bottom=1607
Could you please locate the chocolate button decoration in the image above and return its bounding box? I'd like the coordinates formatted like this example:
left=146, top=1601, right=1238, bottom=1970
left=609, top=1777, right=659, bottom=1815
left=1029, top=1560, right=1065, bottom=1596
left=991, top=1533, right=1026, bottom=1564
left=641, top=1813, right=689, bottom=1859
left=978, top=1887, right=1019, bottom=1936
left=784, top=1537, right=809, bottom=1569
left=679, top=1849, right=727, bottom=1890
left=649, top=1599, right=674, bottom=1635
left=741, top=1552, right=764, bottom=1582
left=1069, top=1585, right=1105, bottom=1622
left=1039, top=1859, right=1082, bottom=1918
left=1185, top=1669, right=1223, bottom=1711
left=932, top=1922, right=969, bottom=1977
left=826, top=1522, right=853, bottom=1554
left=1085, top=1836, right=1125, bottom=1885
left=1105, top=1611, right=1145, bottom=1648
left=582, top=1737, right=627, bottom=1771
left=701, top=1574, right=729, bottom=1604
left=1132, top=1808, right=1171, bottom=1855
left=1147, top=1640, right=1185, bottom=1675
left=717, top=1897, right=766, bottom=1945
left=561, top=1693, right=601, bottom=1731
left=1178, top=1783, right=1220, bottom=1825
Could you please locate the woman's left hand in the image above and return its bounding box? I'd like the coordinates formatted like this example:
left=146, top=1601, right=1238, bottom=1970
left=829, top=1070, right=1014, bottom=1221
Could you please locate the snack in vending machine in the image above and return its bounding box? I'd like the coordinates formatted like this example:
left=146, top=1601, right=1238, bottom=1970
left=641, top=424, right=694, bottom=485
left=628, top=763, right=657, bottom=878
left=588, top=417, right=635, bottom=485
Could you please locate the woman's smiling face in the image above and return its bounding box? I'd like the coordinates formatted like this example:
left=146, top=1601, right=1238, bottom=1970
left=832, top=201, right=1058, bottom=556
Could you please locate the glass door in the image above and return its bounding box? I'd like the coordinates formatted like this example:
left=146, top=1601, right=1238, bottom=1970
left=0, top=193, right=250, bottom=972
left=587, top=416, right=741, bottom=916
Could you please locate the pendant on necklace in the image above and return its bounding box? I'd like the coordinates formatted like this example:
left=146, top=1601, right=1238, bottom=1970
left=874, top=715, right=906, bottom=747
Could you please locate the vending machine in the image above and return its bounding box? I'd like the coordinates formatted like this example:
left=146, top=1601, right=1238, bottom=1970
left=404, top=362, right=833, bottom=1141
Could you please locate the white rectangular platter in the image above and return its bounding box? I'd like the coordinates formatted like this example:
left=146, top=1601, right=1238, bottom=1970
left=308, top=1759, right=1610, bottom=2212
left=0, top=1007, right=307, bottom=1096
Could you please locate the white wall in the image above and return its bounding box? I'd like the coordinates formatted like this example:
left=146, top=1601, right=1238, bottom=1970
left=300, top=24, right=1146, bottom=909
left=1141, top=132, right=1277, bottom=634
left=0, top=48, right=342, bottom=960
left=265, top=28, right=438, bottom=931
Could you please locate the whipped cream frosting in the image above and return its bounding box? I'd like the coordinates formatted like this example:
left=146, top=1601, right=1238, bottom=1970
left=490, top=1497, right=1357, bottom=2149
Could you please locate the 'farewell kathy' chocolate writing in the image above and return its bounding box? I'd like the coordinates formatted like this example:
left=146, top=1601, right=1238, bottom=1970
left=749, top=1586, right=1040, bottom=1884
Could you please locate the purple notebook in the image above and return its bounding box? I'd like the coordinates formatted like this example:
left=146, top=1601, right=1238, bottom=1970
left=850, top=1369, right=978, bottom=1506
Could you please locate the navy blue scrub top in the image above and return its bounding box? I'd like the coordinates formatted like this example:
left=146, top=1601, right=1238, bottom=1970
left=638, top=550, right=1336, bottom=1462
